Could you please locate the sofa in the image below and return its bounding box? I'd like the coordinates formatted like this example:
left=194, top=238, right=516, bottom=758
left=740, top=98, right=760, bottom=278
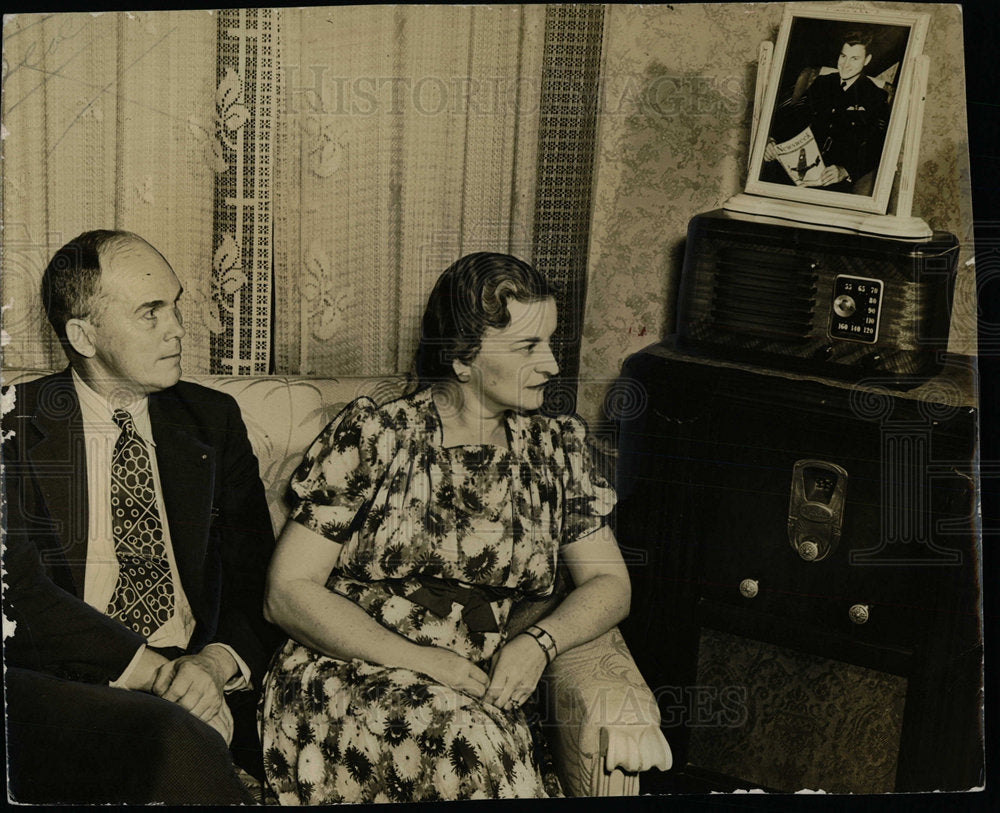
left=2, top=369, right=672, bottom=797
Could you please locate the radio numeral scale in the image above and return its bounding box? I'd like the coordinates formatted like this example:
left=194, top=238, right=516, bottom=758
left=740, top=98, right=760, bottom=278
left=831, top=275, right=882, bottom=341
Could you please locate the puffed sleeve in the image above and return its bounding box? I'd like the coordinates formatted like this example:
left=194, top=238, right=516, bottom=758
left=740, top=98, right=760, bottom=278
left=287, top=397, right=387, bottom=542
left=557, top=415, right=618, bottom=546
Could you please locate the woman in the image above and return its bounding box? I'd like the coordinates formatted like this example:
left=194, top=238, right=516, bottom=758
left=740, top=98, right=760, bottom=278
left=259, top=253, right=630, bottom=803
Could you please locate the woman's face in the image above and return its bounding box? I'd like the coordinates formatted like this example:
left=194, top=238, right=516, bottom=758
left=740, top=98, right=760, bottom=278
left=457, top=296, right=559, bottom=415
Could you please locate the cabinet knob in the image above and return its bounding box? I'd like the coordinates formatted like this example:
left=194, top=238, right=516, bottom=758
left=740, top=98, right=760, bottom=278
left=739, top=579, right=759, bottom=599
left=849, top=604, right=870, bottom=625
left=797, top=540, right=820, bottom=561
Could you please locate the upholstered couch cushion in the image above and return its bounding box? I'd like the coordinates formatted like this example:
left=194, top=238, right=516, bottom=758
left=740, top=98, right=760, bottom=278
left=168, top=375, right=410, bottom=534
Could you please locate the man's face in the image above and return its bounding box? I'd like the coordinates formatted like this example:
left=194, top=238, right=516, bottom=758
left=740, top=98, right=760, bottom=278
left=837, top=43, right=871, bottom=82
left=85, top=239, right=186, bottom=399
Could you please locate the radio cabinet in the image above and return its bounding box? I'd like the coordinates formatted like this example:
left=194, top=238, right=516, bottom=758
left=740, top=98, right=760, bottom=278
left=677, top=210, right=959, bottom=384
left=615, top=344, right=981, bottom=793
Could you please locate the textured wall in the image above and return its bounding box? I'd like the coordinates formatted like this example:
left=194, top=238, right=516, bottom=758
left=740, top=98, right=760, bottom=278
left=577, top=2, right=975, bottom=430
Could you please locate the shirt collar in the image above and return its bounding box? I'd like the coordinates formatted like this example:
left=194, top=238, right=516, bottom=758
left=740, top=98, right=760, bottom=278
left=71, top=368, right=156, bottom=446
left=841, top=75, right=860, bottom=91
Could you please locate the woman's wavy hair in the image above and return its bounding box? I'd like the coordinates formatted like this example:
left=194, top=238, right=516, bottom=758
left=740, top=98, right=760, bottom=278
left=414, top=252, right=558, bottom=386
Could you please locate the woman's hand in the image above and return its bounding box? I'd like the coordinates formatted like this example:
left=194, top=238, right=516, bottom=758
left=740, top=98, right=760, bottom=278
left=483, top=634, right=548, bottom=711
left=413, top=646, right=490, bottom=699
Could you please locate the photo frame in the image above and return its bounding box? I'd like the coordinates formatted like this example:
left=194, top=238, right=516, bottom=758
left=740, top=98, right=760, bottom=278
left=746, top=4, right=929, bottom=215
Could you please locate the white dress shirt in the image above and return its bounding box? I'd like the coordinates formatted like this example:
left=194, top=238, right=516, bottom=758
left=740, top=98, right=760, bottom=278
left=71, top=371, right=250, bottom=691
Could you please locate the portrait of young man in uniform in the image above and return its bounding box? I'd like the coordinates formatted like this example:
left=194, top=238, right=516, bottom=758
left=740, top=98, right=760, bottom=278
left=760, top=29, right=893, bottom=196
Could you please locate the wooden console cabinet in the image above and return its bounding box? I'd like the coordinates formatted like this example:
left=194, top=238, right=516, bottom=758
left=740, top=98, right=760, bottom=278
left=614, top=342, right=982, bottom=793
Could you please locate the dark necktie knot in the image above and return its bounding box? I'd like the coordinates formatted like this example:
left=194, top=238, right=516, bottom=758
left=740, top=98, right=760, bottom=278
left=112, top=408, right=135, bottom=432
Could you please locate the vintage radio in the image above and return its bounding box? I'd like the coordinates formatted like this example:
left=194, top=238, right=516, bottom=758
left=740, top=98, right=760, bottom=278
left=676, top=209, right=959, bottom=385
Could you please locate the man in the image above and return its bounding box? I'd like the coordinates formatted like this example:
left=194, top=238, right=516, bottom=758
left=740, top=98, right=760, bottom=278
left=764, top=31, right=890, bottom=194
left=3, top=231, right=279, bottom=803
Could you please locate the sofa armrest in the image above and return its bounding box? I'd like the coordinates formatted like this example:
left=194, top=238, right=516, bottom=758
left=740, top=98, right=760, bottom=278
left=540, top=626, right=672, bottom=796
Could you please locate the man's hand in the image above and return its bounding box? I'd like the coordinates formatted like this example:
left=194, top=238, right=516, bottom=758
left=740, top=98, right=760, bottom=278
left=483, top=634, right=548, bottom=711
left=764, top=140, right=779, bottom=162
left=151, top=646, right=237, bottom=722
left=821, top=164, right=850, bottom=186
left=119, top=647, right=171, bottom=693
left=203, top=699, right=235, bottom=746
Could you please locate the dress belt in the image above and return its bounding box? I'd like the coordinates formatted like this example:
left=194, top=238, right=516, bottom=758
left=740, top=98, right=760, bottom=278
left=405, top=578, right=515, bottom=633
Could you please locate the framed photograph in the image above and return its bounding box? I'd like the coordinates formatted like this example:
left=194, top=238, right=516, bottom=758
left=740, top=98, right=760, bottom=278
left=746, top=4, right=929, bottom=214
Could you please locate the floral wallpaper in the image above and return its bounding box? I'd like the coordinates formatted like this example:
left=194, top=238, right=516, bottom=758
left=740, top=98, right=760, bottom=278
left=577, top=3, right=976, bottom=431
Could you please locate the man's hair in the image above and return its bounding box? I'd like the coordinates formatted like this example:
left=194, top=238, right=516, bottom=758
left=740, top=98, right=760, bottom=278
left=40, top=230, right=144, bottom=347
left=841, top=30, right=873, bottom=56
left=415, top=252, right=557, bottom=385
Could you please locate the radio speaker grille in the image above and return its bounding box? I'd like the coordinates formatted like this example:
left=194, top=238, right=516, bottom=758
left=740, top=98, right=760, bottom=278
left=687, top=628, right=906, bottom=793
left=711, top=248, right=817, bottom=341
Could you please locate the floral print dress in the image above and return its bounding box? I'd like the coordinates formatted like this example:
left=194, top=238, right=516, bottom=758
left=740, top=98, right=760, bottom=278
left=259, top=389, right=616, bottom=804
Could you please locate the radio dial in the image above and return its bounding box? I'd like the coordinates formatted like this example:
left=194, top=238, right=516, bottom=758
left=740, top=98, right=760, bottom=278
left=830, top=274, right=884, bottom=344
left=834, top=295, right=857, bottom=318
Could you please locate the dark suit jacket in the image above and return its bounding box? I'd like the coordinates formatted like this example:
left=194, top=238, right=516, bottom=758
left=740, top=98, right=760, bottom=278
left=2, top=368, right=279, bottom=688
left=804, top=72, right=890, bottom=183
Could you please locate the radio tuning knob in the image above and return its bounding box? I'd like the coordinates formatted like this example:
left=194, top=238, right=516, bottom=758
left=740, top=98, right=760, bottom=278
left=739, top=579, right=759, bottom=599
left=849, top=604, right=870, bottom=625
left=798, top=540, right=820, bottom=561
left=833, top=295, right=857, bottom=318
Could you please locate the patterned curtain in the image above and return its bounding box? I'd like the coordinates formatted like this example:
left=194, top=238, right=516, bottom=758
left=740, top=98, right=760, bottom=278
left=532, top=5, right=605, bottom=415
left=210, top=8, right=278, bottom=375
left=1, top=12, right=220, bottom=373
left=273, top=5, right=547, bottom=377
left=2, top=7, right=604, bottom=386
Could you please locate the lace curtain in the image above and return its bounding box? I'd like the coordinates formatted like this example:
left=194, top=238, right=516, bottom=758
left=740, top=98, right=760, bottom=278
left=274, top=5, right=546, bottom=376
left=2, top=7, right=591, bottom=383
left=210, top=8, right=278, bottom=374
left=2, top=11, right=220, bottom=373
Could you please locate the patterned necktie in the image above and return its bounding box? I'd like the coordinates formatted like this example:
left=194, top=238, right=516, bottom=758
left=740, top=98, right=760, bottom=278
left=107, top=408, right=174, bottom=637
